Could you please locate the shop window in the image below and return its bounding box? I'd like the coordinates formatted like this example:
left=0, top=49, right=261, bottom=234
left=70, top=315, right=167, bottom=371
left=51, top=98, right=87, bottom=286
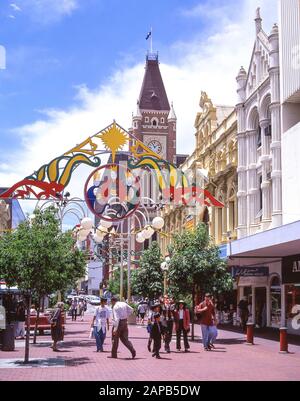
left=286, top=285, right=300, bottom=334
left=270, top=275, right=281, bottom=328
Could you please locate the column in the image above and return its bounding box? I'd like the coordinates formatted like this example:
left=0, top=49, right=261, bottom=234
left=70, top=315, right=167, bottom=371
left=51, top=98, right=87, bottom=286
left=270, top=100, right=282, bottom=228
left=251, top=286, right=256, bottom=325
left=236, top=67, right=247, bottom=239
left=280, top=284, right=286, bottom=328
left=266, top=285, right=271, bottom=327
left=221, top=200, right=227, bottom=242
left=269, top=25, right=282, bottom=228
left=237, top=129, right=247, bottom=238
left=260, top=119, right=272, bottom=229
left=247, top=130, right=260, bottom=234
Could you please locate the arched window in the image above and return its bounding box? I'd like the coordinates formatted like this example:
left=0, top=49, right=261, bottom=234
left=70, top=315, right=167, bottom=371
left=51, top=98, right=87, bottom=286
left=151, top=117, right=158, bottom=127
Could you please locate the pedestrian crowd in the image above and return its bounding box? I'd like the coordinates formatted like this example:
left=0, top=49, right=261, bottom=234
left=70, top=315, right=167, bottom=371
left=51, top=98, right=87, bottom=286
left=87, top=293, right=218, bottom=359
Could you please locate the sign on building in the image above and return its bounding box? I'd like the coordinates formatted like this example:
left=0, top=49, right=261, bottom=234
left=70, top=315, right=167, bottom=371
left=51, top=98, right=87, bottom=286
left=282, top=255, right=300, bottom=284
left=232, top=266, right=269, bottom=278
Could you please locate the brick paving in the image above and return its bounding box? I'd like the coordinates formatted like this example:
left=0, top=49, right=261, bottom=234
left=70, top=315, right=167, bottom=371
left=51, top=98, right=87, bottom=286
left=1, top=313, right=300, bottom=381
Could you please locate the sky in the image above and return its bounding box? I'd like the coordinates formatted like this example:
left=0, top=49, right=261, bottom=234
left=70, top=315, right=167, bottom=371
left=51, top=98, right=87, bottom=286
left=0, top=0, right=278, bottom=220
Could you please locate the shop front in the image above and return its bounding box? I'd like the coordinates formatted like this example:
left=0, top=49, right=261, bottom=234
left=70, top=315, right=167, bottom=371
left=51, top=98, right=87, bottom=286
left=282, top=255, right=300, bottom=334
left=229, top=220, right=300, bottom=335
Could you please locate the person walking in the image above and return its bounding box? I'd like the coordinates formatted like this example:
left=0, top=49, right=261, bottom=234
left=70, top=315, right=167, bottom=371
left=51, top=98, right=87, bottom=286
left=150, top=313, right=164, bottom=359
left=15, top=300, right=26, bottom=340
left=78, top=299, right=85, bottom=321
left=162, top=296, right=175, bottom=353
left=238, top=297, right=249, bottom=333
left=195, top=293, right=216, bottom=351
left=174, top=300, right=190, bottom=353
left=50, top=302, right=64, bottom=352
left=138, top=301, right=148, bottom=325
left=110, top=296, right=136, bottom=359
left=70, top=298, right=78, bottom=322
left=91, top=297, right=110, bottom=352
left=147, top=301, right=162, bottom=353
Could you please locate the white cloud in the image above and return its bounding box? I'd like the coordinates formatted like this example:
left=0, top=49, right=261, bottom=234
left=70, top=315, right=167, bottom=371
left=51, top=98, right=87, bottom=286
left=23, top=0, right=78, bottom=23
left=10, top=3, right=22, bottom=12
left=0, top=0, right=278, bottom=211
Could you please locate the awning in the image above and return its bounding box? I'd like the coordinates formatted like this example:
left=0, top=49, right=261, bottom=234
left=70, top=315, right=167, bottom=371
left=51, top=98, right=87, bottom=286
left=228, top=220, right=300, bottom=266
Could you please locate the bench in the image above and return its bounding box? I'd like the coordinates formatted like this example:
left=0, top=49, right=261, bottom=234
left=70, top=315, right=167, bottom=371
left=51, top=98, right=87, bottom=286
left=25, top=314, right=65, bottom=335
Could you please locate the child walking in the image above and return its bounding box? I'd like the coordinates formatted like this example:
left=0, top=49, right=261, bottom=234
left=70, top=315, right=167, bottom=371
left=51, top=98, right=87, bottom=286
left=150, top=312, right=164, bottom=359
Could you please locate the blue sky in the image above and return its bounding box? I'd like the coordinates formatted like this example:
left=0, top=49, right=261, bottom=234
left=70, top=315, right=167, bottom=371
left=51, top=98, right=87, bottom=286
left=0, top=0, right=215, bottom=149
left=0, top=0, right=277, bottom=218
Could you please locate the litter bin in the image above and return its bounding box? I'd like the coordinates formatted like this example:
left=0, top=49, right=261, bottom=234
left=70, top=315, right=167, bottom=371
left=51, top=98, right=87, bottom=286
left=1, top=323, right=15, bottom=351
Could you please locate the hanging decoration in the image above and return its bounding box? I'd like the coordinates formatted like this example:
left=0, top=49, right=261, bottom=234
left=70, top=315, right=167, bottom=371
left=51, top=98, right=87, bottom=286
left=0, top=120, right=224, bottom=218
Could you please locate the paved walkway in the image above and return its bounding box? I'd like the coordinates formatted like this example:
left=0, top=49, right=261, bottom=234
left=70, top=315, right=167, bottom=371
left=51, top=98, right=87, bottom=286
left=1, top=314, right=300, bottom=381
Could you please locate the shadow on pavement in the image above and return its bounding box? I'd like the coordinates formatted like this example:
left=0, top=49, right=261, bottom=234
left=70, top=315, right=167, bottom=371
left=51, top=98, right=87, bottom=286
left=65, top=357, right=91, bottom=367
left=215, top=338, right=246, bottom=345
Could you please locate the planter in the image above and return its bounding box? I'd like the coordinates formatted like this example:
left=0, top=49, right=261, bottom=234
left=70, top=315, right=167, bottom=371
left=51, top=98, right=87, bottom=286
left=127, top=313, right=137, bottom=325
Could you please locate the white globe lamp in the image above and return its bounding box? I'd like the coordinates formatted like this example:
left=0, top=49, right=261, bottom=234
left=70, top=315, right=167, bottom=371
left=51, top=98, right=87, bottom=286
left=142, top=226, right=155, bottom=239
left=81, top=217, right=93, bottom=230
left=152, top=216, right=164, bottom=230
left=136, top=232, right=145, bottom=243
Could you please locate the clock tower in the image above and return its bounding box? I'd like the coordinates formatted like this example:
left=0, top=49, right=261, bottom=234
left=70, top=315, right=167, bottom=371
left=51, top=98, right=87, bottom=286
left=130, top=52, right=177, bottom=164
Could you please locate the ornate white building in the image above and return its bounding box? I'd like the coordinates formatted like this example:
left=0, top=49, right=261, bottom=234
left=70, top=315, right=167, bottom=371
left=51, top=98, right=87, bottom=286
left=236, top=8, right=282, bottom=238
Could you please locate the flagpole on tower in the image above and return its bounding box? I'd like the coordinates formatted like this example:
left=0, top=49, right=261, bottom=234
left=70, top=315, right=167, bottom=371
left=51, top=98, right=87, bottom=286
left=150, top=27, right=153, bottom=53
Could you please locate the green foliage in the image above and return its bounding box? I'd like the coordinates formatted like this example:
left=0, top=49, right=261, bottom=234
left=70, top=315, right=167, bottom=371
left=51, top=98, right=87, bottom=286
left=0, top=207, right=87, bottom=298
left=131, top=241, right=163, bottom=300
left=108, top=268, right=127, bottom=299
left=168, top=223, right=233, bottom=298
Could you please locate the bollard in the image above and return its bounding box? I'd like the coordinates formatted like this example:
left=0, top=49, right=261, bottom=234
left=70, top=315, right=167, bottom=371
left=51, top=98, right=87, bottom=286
left=246, top=322, right=254, bottom=345
left=279, top=327, right=288, bottom=354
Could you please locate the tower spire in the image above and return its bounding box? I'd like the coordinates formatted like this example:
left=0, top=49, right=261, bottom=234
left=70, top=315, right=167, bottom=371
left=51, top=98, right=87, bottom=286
left=255, top=7, right=262, bottom=34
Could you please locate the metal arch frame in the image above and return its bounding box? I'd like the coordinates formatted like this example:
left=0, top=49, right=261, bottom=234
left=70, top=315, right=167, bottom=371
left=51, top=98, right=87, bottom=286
left=37, top=197, right=89, bottom=230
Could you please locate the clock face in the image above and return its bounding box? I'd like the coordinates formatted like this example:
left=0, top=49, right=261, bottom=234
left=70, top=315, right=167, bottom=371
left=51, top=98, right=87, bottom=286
left=148, top=140, right=162, bottom=154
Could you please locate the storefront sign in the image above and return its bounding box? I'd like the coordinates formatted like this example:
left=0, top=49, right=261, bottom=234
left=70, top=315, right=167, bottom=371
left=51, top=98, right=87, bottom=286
left=282, top=254, right=300, bottom=284
left=238, top=276, right=268, bottom=287
left=232, top=266, right=269, bottom=278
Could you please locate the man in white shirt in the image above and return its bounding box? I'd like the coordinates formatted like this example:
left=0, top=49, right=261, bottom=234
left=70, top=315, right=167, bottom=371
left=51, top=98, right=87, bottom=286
left=110, top=296, right=136, bottom=359
left=91, top=297, right=110, bottom=352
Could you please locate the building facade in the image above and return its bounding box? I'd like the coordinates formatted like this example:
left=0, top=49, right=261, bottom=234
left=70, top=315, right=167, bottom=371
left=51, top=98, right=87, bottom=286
left=230, top=4, right=300, bottom=334
left=160, top=92, right=237, bottom=257
left=236, top=8, right=282, bottom=239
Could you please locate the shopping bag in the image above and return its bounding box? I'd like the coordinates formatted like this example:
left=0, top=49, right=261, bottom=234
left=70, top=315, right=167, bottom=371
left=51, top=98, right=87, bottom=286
left=89, top=327, right=94, bottom=339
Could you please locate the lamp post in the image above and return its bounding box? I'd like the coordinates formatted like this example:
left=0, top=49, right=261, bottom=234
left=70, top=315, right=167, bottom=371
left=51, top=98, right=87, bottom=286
left=161, top=256, right=170, bottom=296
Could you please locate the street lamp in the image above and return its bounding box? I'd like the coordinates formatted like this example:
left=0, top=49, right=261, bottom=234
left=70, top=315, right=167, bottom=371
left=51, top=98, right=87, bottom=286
left=161, top=256, right=170, bottom=296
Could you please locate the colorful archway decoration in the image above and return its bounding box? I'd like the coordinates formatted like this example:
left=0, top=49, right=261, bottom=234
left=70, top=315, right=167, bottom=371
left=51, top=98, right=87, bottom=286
left=0, top=121, right=224, bottom=219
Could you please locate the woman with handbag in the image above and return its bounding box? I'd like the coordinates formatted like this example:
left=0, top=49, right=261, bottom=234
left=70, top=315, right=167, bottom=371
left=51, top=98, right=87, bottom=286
left=50, top=302, right=64, bottom=352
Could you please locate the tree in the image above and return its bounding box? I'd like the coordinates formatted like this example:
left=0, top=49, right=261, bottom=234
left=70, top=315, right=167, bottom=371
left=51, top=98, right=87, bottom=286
left=108, top=268, right=128, bottom=300
left=168, top=223, right=233, bottom=339
left=0, top=207, right=86, bottom=363
left=131, top=241, right=163, bottom=300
